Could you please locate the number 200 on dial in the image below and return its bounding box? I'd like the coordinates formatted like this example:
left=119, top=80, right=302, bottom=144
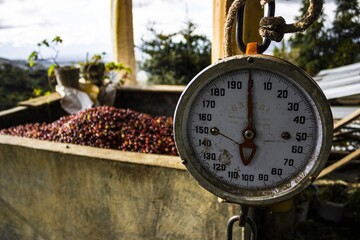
left=174, top=55, right=333, bottom=206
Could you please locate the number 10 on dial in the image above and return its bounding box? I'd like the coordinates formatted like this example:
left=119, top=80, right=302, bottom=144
left=174, top=55, right=333, bottom=206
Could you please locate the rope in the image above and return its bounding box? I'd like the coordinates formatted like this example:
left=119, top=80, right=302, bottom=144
left=224, top=0, right=324, bottom=57
left=259, top=0, right=323, bottom=42
left=224, top=0, right=246, bottom=57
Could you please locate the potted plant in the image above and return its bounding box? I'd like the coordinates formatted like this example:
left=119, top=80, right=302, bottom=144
left=79, top=52, right=132, bottom=86
left=79, top=52, right=106, bottom=86
left=315, top=183, right=349, bottom=223
left=28, top=36, right=80, bottom=89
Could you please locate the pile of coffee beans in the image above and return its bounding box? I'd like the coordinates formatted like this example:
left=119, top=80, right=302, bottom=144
left=0, top=106, right=178, bottom=156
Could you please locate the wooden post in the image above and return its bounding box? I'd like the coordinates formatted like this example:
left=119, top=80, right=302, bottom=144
left=212, top=0, right=239, bottom=63
left=111, top=0, right=136, bottom=84
left=212, top=0, right=263, bottom=63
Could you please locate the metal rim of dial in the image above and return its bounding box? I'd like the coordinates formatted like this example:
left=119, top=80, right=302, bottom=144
left=174, top=54, right=333, bottom=206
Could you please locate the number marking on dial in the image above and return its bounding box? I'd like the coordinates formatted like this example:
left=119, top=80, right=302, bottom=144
left=187, top=69, right=319, bottom=190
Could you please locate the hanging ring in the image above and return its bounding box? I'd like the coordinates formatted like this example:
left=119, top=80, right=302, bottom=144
left=236, top=0, right=275, bottom=53
left=227, top=215, right=258, bottom=240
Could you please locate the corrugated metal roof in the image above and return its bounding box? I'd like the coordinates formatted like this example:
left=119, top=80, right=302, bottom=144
left=314, top=62, right=360, bottom=100
left=331, top=106, right=359, bottom=119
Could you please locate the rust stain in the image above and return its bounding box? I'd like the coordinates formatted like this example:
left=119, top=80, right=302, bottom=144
left=218, top=149, right=233, bottom=165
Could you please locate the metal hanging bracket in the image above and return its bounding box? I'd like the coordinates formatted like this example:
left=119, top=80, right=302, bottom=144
left=236, top=0, right=275, bottom=53
left=227, top=206, right=258, bottom=240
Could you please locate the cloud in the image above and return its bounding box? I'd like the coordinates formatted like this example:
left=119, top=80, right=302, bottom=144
left=0, top=0, right=340, bottom=60
left=0, top=22, right=48, bottom=30
left=0, top=24, right=24, bottom=30
left=133, top=0, right=151, bottom=8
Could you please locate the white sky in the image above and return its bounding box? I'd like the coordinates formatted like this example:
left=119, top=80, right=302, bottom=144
left=0, top=0, right=336, bottom=61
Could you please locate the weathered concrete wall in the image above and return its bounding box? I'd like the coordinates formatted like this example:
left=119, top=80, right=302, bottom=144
left=0, top=86, right=242, bottom=239
left=0, top=135, right=239, bottom=239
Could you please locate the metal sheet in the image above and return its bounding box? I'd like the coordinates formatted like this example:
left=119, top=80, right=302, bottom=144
left=315, top=62, right=360, bottom=100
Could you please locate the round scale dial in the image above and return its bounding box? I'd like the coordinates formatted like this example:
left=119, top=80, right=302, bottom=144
left=174, top=55, right=333, bottom=206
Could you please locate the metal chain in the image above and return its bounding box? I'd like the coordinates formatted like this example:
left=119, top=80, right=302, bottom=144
left=224, top=0, right=324, bottom=56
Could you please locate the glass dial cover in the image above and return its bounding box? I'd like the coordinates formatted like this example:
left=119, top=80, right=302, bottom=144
left=174, top=55, right=333, bottom=206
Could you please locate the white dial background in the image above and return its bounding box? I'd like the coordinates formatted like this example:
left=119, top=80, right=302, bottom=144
left=186, top=68, right=322, bottom=191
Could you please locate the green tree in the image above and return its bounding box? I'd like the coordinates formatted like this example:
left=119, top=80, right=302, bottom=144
left=274, top=0, right=360, bottom=75
left=139, top=20, right=211, bottom=85
left=273, top=0, right=330, bottom=75
left=0, top=63, right=49, bottom=111
left=330, top=0, right=360, bottom=67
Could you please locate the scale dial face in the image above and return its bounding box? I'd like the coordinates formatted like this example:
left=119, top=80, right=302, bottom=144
left=174, top=55, right=333, bottom=206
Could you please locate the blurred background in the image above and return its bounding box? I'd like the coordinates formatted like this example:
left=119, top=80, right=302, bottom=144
left=0, top=0, right=336, bottom=61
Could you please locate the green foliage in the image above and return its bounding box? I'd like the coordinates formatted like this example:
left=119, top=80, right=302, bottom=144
left=273, top=0, right=330, bottom=75
left=272, top=41, right=300, bottom=63
left=28, top=36, right=63, bottom=68
left=139, top=20, right=211, bottom=85
left=0, top=63, right=50, bottom=111
left=330, top=0, right=360, bottom=68
left=105, top=62, right=131, bottom=73
left=81, top=52, right=106, bottom=64
left=5, top=34, right=59, bottom=109
left=318, top=184, right=348, bottom=203
left=90, top=52, right=106, bottom=63
left=348, top=188, right=360, bottom=209
left=273, top=0, right=360, bottom=75
left=348, top=188, right=360, bottom=223
left=28, top=51, right=38, bottom=67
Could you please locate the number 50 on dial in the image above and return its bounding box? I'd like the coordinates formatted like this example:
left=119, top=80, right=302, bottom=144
left=174, top=55, right=333, bottom=206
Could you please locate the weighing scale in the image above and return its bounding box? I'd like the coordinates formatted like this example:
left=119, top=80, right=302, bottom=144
left=174, top=50, right=333, bottom=206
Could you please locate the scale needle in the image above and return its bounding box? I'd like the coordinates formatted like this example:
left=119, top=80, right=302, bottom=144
left=210, top=127, right=240, bottom=145
left=239, top=70, right=257, bottom=166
